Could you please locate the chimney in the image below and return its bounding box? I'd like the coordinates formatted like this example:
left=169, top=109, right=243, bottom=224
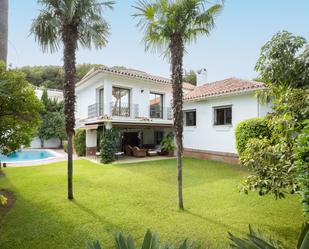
left=196, top=68, right=207, bottom=86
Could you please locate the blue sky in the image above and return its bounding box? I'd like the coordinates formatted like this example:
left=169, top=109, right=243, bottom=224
left=7, top=0, right=309, bottom=82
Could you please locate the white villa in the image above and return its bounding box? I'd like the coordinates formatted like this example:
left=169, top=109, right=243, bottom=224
left=76, top=66, right=272, bottom=163
left=182, top=77, right=271, bottom=163
left=76, top=66, right=194, bottom=156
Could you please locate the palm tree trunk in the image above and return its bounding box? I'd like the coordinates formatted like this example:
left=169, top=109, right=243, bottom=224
left=170, top=33, right=184, bottom=210
left=63, top=24, right=77, bottom=200
left=0, top=0, right=8, bottom=64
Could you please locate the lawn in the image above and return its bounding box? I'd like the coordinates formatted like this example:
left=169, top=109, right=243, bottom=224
left=0, top=158, right=306, bottom=249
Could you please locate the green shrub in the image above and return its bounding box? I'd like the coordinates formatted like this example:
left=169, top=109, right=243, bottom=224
left=229, top=223, right=309, bottom=249
left=63, top=140, right=68, bottom=153
left=100, top=129, right=118, bottom=164
left=160, top=132, right=175, bottom=152
left=87, top=229, right=190, bottom=249
left=235, top=117, right=270, bottom=156
left=0, top=194, right=7, bottom=206
left=73, top=129, right=86, bottom=156
left=295, top=120, right=309, bottom=214
left=240, top=138, right=298, bottom=198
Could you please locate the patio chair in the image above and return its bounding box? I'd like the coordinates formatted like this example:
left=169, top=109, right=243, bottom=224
left=147, top=150, right=158, bottom=157
left=124, top=145, right=133, bottom=156
left=132, top=146, right=146, bottom=157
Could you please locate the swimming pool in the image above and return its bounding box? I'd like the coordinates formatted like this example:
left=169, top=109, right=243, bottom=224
left=0, top=150, right=56, bottom=163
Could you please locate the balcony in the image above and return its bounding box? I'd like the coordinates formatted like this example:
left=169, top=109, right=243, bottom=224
left=110, top=102, right=139, bottom=118
left=149, top=106, right=172, bottom=120
left=87, top=102, right=172, bottom=120
left=88, top=103, right=104, bottom=119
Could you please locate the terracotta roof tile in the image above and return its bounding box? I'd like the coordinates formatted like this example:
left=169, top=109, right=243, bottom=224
left=184, top=77, right=265, bottom=101
left=78, top=66, right=196, bottom=91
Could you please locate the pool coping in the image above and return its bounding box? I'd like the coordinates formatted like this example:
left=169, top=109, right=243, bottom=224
left=1, top=149, right=70, bottom=167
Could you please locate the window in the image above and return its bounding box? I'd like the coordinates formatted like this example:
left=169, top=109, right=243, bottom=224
left=149, top=93, right=163, bottom=118
left=184, top=110, right=196, bottom=126
left=98, top=88, right=104, bottom=115
left=154, top=131, right=164, bottom=145
left=112, top=87, right=130, bottom=116
left=214, top=106, right=232, bottom=125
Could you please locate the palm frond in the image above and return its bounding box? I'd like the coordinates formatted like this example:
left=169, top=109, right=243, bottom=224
left=30, top=10, right=61, bottom=53
left=133, top=0, right=223, bottom=55
left=32, top=0, right=115, bottom=52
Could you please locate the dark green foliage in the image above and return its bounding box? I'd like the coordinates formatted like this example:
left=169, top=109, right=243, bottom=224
left=73, top=129, right=86, bottom=157
left=235, top=117, right=270, bottom=156
left=295, top=120, right=309, bottom=214
left=229, top=223, right=309, bottom=249
left=100, top=129, right=119, bottom=164
left=0, top=62, right=43, bottom=155
left=255, top=31, right=309, bottom=89
left=183, top=70, right=196, bottom=86
left=87, top=229, right=190, bottom=249
left=18, top=64, right=102, bottom=89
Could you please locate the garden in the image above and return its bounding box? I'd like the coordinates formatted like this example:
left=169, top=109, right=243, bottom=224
left=0, top=158, right=305, bottom=249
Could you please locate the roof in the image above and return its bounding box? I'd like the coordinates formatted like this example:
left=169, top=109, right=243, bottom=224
left=183, top=77, right=265, bottom=101
left=77, top=65, right=195, bottom=91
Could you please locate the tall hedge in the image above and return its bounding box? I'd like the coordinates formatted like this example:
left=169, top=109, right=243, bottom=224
left=73, top=129, right=86, bottom=156
left=100, top=129, right=119, bottom=164
left=235, top=117, right=270, bottom=156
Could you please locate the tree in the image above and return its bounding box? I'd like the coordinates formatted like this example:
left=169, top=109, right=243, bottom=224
left=255, top=31, right=309, bottom=89
left=134, top=0, right=223, bottom=209
left=0, top=62, right=43, bottom=155
left=240, top=31, right=309, bottom=214
left=183, top=70, right=196, bottom=85
left=31, top=0, right=114, bottom=200
left=0, top=0, right=8, bottom=64
left=38, top=89, right=66, bottom=148
left=18, top=64, right=102, bottom=90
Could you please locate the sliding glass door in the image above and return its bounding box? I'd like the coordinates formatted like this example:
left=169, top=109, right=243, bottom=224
left=112, top=87, right=130, bottom=117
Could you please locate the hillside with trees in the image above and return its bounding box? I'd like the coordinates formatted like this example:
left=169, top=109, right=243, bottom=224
left=17, top=64, right=101, bottom=89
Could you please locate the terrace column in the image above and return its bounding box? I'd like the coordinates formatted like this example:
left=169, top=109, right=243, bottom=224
left=86, top=129, right=97, bottom=156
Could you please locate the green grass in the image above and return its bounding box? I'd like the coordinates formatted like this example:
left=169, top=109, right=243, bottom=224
left=0, top=158, right=306, bottom=249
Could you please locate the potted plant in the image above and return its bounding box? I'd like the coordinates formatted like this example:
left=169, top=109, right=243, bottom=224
left=160, top=133, right=175, bottom=157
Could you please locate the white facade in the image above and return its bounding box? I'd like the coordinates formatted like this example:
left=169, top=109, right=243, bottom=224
left=183, top=93, right=272, bottom=154
left=30, top=137, right=61, bottom=149
left=76, top=68, right=271, bottom=161
left=35, top=88, right=63, bottom=102
left=75, top=68, right=176, bottom=154
left=76, top=72, right=173, bottom=126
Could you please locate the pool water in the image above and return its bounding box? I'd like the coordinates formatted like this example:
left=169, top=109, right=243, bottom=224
left=0, top=150, right=55, bottom=163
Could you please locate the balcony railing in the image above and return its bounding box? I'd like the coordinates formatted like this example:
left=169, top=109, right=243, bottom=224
left=87, top=102, right=171, bottom=120
left=150, top=106, right=163, bottom=119
left=110, top=102, right=139, bottom=118
left=167, top=107, right=172, bottom=120
left=88, top=103, right=103, bottom=118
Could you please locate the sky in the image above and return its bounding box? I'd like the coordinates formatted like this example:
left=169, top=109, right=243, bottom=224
left=7, top=0, right=309, bottom=82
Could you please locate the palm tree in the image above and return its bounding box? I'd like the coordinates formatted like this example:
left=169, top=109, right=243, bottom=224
left=134, top=0, right=222, bottom=209
left=0, top=0, right=8, bottom=64
left=31, top=0, right=114, bottom=200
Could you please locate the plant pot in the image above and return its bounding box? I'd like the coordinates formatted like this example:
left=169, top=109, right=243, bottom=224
left=167, top=151, right=174, bottom=157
